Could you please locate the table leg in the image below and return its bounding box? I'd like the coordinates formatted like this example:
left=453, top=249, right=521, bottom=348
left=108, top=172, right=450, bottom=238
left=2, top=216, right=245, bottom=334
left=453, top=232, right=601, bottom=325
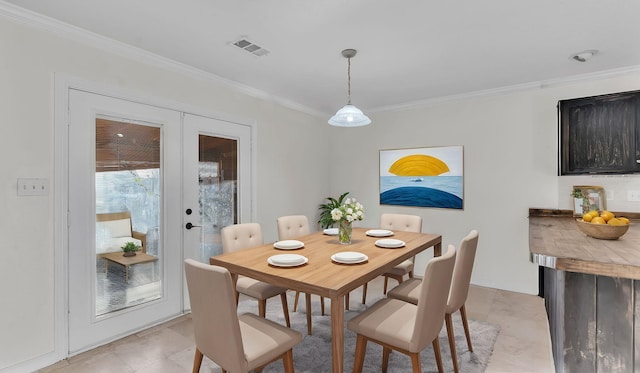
left=230, top=273, right=239, bottom=305
left=434, top=241, right=442, bottom=257
left=331, top=295, right=345, bottom=373
left=125, top=265, right=129, bottom=283
left=306, top=293, right=312, bottom=335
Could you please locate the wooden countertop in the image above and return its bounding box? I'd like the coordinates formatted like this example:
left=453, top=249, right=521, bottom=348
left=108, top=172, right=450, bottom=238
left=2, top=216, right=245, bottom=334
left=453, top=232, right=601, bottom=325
left=529, top=209, right=640, bottom=279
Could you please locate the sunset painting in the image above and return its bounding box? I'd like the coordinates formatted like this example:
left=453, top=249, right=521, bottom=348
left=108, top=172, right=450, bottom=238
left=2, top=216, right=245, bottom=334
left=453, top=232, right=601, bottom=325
left=379, top=146, right=463, bottom=209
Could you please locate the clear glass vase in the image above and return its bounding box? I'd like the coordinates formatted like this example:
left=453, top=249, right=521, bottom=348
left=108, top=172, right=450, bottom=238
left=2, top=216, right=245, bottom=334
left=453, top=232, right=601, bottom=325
left=338, top=219, right=352, bottom=244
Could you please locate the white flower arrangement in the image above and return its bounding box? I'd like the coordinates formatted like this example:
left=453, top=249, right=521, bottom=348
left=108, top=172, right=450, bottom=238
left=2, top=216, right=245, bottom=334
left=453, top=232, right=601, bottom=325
left=331, top=197, right=365, bottom=223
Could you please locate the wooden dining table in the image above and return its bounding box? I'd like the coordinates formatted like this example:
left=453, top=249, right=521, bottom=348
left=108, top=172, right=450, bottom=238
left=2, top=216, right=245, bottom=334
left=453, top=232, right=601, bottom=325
left=210, top=227, right=442, bottom=373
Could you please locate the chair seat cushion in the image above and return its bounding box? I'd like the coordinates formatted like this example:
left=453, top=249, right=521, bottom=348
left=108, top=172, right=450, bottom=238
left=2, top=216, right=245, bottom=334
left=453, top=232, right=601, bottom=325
left=240, top=313, right=302, bottom=370
left=384, top=260, right=414, bottom=277
left=347, top=298, right=417, bottom=352
left=386, top=277, right=421, bottom=305
left=236, top=277, right=287, bottom=300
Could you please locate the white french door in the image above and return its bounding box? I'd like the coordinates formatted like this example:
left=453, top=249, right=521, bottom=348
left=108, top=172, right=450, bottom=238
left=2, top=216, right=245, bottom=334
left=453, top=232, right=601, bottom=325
left=66, top=89, right=254, bottom=354
left=181, top=113, right=253, bottom=307
left=68, top=89, right=183, bottom=353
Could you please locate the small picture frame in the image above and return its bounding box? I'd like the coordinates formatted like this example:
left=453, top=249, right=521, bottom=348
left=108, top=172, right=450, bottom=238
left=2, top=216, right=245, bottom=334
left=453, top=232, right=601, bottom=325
left=572, top=185, right=606, bottom=216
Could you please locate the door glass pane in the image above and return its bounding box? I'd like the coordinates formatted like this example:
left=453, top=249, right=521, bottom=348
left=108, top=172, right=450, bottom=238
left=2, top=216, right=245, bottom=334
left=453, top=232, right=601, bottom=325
left=198, top=135, right=237, bottom=261
left=95, top=117, right=162, bottom=316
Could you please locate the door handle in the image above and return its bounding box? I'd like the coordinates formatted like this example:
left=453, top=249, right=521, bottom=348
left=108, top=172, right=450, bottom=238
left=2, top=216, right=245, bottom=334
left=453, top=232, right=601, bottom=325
left=185, top=222, right=202, bottom=230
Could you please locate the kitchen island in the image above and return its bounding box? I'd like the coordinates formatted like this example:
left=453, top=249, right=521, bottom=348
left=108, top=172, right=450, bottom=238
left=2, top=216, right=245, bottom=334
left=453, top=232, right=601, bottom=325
left=530, top=209, right=640, bottom=373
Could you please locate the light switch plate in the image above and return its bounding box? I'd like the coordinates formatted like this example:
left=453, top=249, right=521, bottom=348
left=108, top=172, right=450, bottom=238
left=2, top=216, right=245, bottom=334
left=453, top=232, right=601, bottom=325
left=17, top=178, right=49, bottom=196
left=628, top=190, right=640, bottom=202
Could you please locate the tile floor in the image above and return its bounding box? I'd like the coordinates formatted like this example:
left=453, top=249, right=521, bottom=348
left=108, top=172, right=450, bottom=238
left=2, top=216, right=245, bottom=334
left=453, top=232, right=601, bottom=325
left=41, top=277, right=555, bottom=372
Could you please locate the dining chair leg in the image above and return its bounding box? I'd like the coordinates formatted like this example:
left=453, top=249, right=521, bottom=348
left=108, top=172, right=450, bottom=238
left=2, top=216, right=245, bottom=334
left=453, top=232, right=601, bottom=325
left=432, top=338, right=444, bottom=373
left=382, top=346, right=391, bottom=373
left=410, top=352, right=422, bottom=373
left=258, top=300, right=267, bottom=318
left=305, top=292, right=312, bottom=335
left=293, top=291, right=300, bottom=312
left=320, top=296, right=325, bottom=315
left=445, top=313, right=459, bottom=373
left=282, top=349, right=295, bottom=373
left=353, top=335, right=367, bottom=373
left=384, top=275, right=404, bottom=294
left=192, top=348, right=204, bottom=373
left=361, top=283, right=368, bottom=304
left=280, top=293, right=291, bottom=327
left=460, top=304, right=473, bottom=351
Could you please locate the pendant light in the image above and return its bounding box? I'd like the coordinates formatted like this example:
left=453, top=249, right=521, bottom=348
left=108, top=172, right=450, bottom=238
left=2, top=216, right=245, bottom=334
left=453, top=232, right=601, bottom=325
left=328, top=49, right=371, bottom=127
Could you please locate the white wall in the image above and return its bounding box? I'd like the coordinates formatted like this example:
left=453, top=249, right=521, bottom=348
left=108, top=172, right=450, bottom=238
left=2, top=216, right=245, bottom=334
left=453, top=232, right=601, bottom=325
left=3, top=6, right=640, bottom=372
left=329, top=73, right=640, bottom=294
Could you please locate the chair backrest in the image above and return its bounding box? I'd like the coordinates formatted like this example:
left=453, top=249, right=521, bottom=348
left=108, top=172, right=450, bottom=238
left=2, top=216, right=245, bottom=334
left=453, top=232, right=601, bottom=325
left=380, top=213, right=422, bottom=233
left=410, top=245, right=456, bottom=352
left=276, top=215, right=310, bottom=240
left=184, top=259, right=246, bottom=372
left=447, top=229, right=479, bottom=313
left=221, top=223, right=264, bottom=253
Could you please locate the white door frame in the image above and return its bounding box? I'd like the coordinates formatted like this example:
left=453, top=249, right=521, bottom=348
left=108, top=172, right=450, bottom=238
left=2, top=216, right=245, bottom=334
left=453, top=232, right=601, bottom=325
left=52, top=74, right=256, bottom=363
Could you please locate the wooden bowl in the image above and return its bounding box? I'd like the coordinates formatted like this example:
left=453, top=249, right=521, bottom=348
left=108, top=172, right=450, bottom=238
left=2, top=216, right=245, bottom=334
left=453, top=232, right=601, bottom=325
left=576, top=219, right=630, bottom=240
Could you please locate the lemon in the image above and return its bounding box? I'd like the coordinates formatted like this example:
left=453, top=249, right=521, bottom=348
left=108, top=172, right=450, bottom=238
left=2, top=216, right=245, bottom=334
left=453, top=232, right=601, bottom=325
left=608, top=218, right=625, bottom=226
left=591, top=216, right=606, bottom=224
left=600, top=211, right=615, bottom=222
left=588, top=210, right=599, bottom=218
left=618, top=217, right=630, bottom=225
left=582, top=213, right=593, bottom=222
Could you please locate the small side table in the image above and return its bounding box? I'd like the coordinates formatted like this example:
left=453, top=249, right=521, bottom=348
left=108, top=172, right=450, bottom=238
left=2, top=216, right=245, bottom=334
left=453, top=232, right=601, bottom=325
left=100, top=252, right=158, bottom=283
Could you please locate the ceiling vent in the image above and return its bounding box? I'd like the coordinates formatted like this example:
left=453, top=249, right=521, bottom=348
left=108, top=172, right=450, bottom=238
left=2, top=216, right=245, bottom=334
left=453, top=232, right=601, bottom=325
left=232, top=38, right=270, bottom=57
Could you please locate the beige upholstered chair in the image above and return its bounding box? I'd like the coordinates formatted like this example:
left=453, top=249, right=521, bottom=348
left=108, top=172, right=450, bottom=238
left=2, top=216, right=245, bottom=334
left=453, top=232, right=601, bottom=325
left=387, top=229, right=479, bottom=373
left=276, top=215, right=324, bottom=335
left=359, top=213, right=423, bottom=305
left=347, top=245, right=457, bottom=373
left=221, top=223, right=291, bottom=328
left=184, top=259, right=302, bottom=373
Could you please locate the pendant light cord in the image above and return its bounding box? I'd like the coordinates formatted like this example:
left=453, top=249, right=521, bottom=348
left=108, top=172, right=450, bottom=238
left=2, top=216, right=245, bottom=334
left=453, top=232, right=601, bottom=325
left=347, top=57, right=352, bottom=105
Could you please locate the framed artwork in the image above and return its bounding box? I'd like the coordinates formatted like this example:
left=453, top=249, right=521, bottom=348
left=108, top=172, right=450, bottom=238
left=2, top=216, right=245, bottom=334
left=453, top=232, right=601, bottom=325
left=379, top=145, right=463, bottom=209
left=572, top=185, right=606, bottom=216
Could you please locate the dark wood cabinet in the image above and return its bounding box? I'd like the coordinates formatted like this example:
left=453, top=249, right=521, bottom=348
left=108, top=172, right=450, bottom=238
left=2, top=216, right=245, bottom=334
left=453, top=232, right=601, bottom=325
left=559, top=90, right=640, bottom=175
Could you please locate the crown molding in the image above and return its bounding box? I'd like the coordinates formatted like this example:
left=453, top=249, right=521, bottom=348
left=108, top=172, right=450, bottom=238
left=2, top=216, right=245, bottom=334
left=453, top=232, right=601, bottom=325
left=372, top=65, right=640, bottom=113
left=0, top=1, right=326, bottom=119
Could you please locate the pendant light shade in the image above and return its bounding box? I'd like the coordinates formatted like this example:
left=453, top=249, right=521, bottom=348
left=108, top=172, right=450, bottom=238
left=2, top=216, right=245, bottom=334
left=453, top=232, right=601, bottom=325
left=328, top=49, right=371, bottom=127
left=328, top=104, right=371, bottom=127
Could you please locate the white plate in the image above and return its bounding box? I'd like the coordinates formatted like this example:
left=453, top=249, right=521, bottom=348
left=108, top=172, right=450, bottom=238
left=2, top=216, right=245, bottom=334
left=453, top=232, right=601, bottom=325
left=331, top=252, right=368, bottom=264
left=323, top=228, right=339, bottom=236
left=273, top=240, right=304, bottom=250
left=268, top=254, right=308, bottom=267
left=375, top=239, right=406, bottom=248
left=366, top=229, right=394, bottom=237
left=334, top=251, right=367, bottom=261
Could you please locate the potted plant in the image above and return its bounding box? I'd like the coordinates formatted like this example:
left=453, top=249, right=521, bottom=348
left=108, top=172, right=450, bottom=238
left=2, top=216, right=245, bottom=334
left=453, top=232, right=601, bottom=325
left=318, top=192, right=350, bottom=229
left=121, top=241, right=140, bottom=257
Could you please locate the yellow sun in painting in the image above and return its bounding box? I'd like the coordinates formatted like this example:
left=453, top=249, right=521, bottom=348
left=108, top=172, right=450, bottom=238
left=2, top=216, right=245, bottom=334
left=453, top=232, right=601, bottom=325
left=388, top=155, right=449, bottom=176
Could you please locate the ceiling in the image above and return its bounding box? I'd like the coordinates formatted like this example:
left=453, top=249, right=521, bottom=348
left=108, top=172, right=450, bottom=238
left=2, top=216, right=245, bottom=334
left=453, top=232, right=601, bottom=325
left=6, top=0, right=640, bottom=117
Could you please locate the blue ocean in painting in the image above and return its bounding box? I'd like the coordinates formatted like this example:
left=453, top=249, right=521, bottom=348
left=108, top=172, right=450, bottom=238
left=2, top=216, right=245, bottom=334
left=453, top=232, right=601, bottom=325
left=380, top=176, right=463, bottom=209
